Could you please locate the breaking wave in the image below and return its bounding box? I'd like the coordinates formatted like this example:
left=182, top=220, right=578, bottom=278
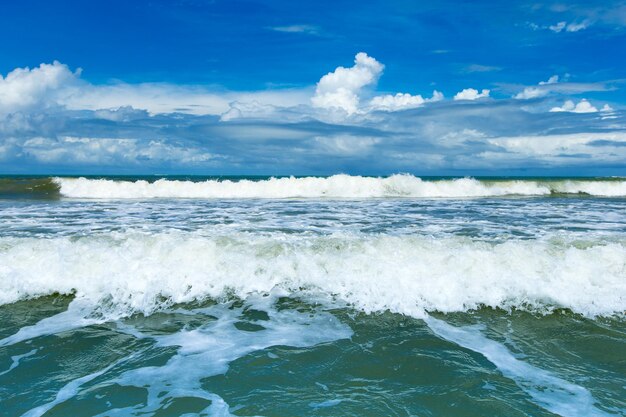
left=1, top=232, right=624, bottom=318
left=51, top=175, right=626, bottom=199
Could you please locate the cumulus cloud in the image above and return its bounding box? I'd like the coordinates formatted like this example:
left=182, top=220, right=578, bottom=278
left=515, top=87, right=545, bottom=100
left=369, top=90, right=443, bottom=111
left=539, top=75, right=559, bottom=85
left=311, top=52, right=444, bottom=115
left=2, top=53, right=450, bottom=123
left=311, top=52, right=385, bottom=114
left=549, top=99, right=598, bottom=113
left=515, top=75, right=559, bottom=99
left=453, top=88, right=490, bottom=101
left=549, top=100, right=616, bottom=117
left=601, top=104, right=614, bottom=112
left=0, top=61, right=81, bottom=115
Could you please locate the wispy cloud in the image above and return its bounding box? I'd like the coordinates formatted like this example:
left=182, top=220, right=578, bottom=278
left=269, top=24, right=321, bottom=35
left=512, top=75, right=617, bottom=100
left=463, top=64, right=502, bottom=73
left=548, top=20, right=590, bottom=32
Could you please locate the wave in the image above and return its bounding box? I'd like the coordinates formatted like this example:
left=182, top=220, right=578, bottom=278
left=1, top=232, right=624, bottom=318
left=51, top=175, right=626, bottom=199
left=2, top=175, right=625, bottom=199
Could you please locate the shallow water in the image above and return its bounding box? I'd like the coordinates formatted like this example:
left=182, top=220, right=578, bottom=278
left=0, top=175, right=624, bottom=416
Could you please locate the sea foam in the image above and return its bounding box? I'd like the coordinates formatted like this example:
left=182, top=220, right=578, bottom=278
left=53, top=175, right=626, bottom=199
left=1, top=232, right=624, bottom=318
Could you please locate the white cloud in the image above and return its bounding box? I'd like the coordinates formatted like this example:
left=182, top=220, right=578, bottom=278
left=314, top=135, right=380, bottom=155
left=270, top=25, right=320, bottom=35
left=311, top=52, right=444, bottom=115
left=600, top=104, right=618, bottom=120
left=220, top=101, right=280, bottom=121
left=515, top=75, right=559, bottom=99
left=464, top=64, right=501, bottom=73
left=92, top=106, right=149, bottom=122
left=601, top=104, right=614, bottom=112
left=549, top=99, right=598, bottom=113
left=453, top=88, right=490, bottom=101
left=566, top=21, right=589, bottom=32
left=487, top=132, right=626, bottom=162
left=547, top=21, right=589, bottom=33
left=515, top=87, right=546, bottom=100
left=0, top=61, right=312, bottom=118
left=539, top=75, right=559, bottom=85
left=369, top=90, right=443, bottom=111
left=67, top=84, right=312, bottom=116
left=549, top=21, right=567, bottom=32
left=311, top=52, right=384, bottom=114
left=66, top=83, right=232, bottom=115
left=0, top=61, right=81, bottom=115
left=439, top=128, right=486, bottom=147
left=19, top=136, right=216, bottom=165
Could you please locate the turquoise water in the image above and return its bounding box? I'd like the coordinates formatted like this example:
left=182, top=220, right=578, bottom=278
left=0, top=175, right=624, bottom=416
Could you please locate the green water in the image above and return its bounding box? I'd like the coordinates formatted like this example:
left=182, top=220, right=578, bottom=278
left=1, top=295, right=624, bottom=417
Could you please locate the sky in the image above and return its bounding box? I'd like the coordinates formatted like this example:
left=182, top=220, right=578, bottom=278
left=0, top=0, right=625, bottom=175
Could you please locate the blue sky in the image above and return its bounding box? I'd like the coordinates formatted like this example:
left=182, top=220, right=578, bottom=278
left=0, top=0, right=625, bottom=175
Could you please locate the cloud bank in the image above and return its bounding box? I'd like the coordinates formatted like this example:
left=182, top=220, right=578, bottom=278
left=0, top=54, right=623, bottom=175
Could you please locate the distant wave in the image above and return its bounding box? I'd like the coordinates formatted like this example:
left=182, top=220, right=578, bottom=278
left=1, top=232, right=624, bottom=318
left=51, top=175, right=626, bottom=199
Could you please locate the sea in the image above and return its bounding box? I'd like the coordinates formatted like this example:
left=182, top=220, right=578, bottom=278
left=0, top=174, right=624, bottom=417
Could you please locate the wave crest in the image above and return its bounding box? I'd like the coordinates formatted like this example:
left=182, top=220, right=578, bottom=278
left=1, top=233, right=624, bottom=318
left=52, top=175, right=626, bottom=199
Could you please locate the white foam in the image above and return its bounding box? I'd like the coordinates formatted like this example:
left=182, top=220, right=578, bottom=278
left=0, top=349, right=37, bottom=376
left=20, top=352, right=139, bottom=417
left=0, top=232, right=624, bottom=318
left=0, top=299, right=104, bottom=347
left=426, top=317, right=614, bottom=417
left=54, top=175, right=562, bottom=199
left=53, top=175, right=626, bottom=199
left=97, top=296, right=351, bottom=416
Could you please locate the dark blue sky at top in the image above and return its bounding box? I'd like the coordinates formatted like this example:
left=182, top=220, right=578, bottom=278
left=1, top=0, right=624, bottom=97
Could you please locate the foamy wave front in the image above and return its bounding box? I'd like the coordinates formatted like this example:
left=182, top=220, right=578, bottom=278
left=53, top=175, right=626, bottom=199
left=1, top=232, right=624, bottom=318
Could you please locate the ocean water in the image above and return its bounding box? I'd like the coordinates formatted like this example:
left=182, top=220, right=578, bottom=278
left=0, top=174, right=624, bottom=417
